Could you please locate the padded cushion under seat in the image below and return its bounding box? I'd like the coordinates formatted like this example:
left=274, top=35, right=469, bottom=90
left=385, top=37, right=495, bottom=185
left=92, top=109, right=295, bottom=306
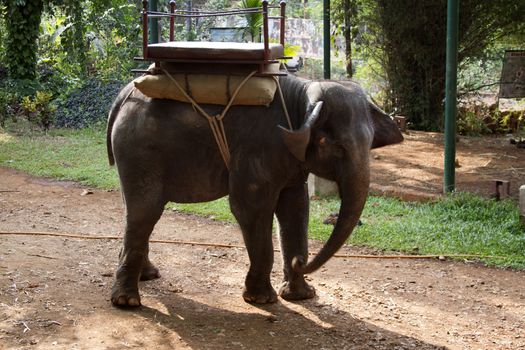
left=147, top=41, right=285, bottom=61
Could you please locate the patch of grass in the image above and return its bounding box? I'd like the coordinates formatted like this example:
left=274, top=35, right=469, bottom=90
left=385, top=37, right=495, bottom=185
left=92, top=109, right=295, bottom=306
left=169, top=198, right=235, bottom=223
left=0, top=121, right=118, bottom=189
left=1, top=124, right=524, bottom=269
left=314, top=194, right=525, bottom=269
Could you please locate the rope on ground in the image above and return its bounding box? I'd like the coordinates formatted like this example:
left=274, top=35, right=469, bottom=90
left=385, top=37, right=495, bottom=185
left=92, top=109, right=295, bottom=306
left=0, top=231, right=505, bottom=260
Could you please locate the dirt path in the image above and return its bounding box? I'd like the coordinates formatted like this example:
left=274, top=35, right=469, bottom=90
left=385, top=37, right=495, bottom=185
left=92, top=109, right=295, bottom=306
left=1, top=167, right=524, bottom=350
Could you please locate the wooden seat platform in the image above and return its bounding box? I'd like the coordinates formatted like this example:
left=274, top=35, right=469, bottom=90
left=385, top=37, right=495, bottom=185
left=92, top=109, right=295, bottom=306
left=147, top=41, right=285, bottom=62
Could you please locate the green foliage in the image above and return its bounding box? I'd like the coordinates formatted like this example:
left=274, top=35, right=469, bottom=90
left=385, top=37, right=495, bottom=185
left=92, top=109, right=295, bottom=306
left=1, top=0, right=139, bottom=130
left=500, top=108, right=525, bottom=137
left=62, top=1, right=87, bottom=76
left=456, top=99, right=525, bottom=136
left=0, top=89, right=14, bottom=127
left=240, top=0, right=262, bottom=42
left=54, top=78, right=125, bottom=128
left=297, top=57, right=347, bottom=80
left=457, top=46, right=503, bottom=95
left=0, top=78, right=41, bottom=127
left=0, top=65, right=71, bottom=128
left=19, top=90, right=56, bottom=130
left=283, top=43, right=300, bottom=58
left=457, top=109, right=491, bottom=137
left=0, top=4, right=6, bottom=63
left=84, top=2, right=141, bottom=80
left=285, top=0, right=322, bottom=20
left=331, top=0, right=361, bottom=77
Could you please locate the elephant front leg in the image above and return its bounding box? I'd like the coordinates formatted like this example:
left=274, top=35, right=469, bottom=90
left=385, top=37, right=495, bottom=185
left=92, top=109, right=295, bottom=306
left=275, top=183, right=316, bottom=300
left=229, top=193, right=278, bottom=304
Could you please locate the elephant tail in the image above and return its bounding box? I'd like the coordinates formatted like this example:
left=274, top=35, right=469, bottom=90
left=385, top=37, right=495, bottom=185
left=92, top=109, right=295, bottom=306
left=106, top=83, right=134, bottom=166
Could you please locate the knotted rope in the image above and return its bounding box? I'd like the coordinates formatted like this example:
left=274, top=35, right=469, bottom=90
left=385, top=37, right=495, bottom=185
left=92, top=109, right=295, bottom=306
left=273, top=75, right=293, bottom=131
left=162, top=69, right=258, bottom=170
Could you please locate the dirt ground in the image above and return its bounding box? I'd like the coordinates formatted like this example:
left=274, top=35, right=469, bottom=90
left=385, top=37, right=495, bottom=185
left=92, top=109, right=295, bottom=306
left=370, top=131, right=525, bottom=201
left=1, top=132, right=525, bottom=350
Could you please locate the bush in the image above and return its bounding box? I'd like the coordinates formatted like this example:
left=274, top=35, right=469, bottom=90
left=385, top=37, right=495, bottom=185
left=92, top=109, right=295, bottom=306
left=54, top=78, right=126, bottom=128
left=457, top=98, right=525, bottom=136
left=0, top=66, right=68, bottom=129
left=457, top=101, right=494, bottom=136
left=20, top=91, right=56, bottom=130
left=0, top=89, right=12, bottom=127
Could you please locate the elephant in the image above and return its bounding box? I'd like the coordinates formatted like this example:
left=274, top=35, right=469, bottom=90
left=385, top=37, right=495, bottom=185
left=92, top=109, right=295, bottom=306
left=106, top=73, right=403, bottom=307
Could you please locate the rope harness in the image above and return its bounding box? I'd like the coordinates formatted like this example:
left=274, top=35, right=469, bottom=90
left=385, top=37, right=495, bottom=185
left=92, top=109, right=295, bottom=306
left=161, top=69, right=293, bottom=170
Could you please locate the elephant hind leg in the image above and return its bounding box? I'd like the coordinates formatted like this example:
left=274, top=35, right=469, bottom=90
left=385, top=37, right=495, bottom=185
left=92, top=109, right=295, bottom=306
left=111, top=184, right=166, bottom=307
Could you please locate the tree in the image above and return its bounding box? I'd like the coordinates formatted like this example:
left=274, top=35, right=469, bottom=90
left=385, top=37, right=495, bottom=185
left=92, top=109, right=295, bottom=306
left=0, top=0, right=132, bottom=81
left=332, top=0, right=360, bottom=78
left=359, top=0, right=525, bottom=130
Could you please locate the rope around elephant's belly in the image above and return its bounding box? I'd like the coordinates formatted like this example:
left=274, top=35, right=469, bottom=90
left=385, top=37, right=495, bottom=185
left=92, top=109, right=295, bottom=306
left=0, top=231, right=505, bottom=260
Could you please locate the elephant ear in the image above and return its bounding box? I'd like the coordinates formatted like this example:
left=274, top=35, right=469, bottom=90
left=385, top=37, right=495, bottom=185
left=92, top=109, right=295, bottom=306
left=368, top=99, right=404, bottom=149
left=279, top=101, right=324, bottom=162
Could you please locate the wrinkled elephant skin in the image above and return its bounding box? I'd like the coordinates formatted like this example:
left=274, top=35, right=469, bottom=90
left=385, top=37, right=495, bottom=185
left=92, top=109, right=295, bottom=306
left=106, top=74, right=403, bottom=307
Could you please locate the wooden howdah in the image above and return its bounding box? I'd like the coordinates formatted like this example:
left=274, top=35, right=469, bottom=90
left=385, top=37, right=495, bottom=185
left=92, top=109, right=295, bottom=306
left=136, top=0, right=288, bottom=77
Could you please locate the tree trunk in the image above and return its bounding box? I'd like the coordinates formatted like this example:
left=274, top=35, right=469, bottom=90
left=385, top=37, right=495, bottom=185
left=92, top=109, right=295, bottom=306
left=343, top=0, right=352, bottom=78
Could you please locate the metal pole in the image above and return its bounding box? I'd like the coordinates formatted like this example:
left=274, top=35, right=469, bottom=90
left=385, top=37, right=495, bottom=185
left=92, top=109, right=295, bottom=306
left=149, top=0, right=159, bottom=44
left=142, top=0, right=149, bottom=58
left=323, top=0, right=330, bottom=79
left=444, top=0, right=459, bottom=193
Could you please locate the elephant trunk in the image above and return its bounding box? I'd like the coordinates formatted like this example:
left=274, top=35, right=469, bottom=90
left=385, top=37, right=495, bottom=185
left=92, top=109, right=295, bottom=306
left=292, top=166, right=369, bottom=275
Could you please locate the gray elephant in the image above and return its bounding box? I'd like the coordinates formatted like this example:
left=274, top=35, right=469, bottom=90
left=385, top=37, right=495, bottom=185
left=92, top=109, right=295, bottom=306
left=106, top=74, right=403, bottom=307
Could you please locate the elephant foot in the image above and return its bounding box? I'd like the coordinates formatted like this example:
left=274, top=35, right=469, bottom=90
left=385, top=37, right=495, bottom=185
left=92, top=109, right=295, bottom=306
left=243, top=287, right=278, bottom=304
left=111, top=280, right=141, bottom=307
left=278, top=279, right=316, bottom=301
left=140, top=260, right=161, bottom=281
left=243, top=272, right=278, bottom=304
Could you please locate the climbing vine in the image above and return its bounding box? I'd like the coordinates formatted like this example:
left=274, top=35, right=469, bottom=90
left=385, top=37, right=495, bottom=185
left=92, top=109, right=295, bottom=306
left=3, top=0, right=43, bottom=79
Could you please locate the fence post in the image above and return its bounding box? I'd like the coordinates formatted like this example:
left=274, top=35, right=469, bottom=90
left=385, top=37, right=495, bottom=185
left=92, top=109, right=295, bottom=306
left=149, top=0, right=159, bottom=44
left=444, top=0, right=459, bottom=193
left=262, top=0, right=270, bottom=62
left=323, top=0, right=330, bottom=79
left=170, top=0, right=176, bottom=41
